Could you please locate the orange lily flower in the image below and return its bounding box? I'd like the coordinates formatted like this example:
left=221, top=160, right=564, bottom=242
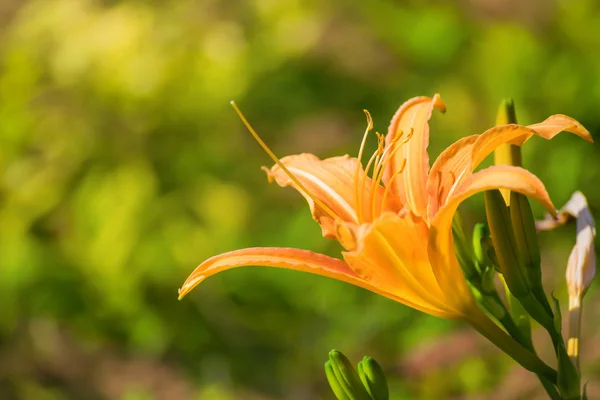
left=179, top=95, right=591, bottom=372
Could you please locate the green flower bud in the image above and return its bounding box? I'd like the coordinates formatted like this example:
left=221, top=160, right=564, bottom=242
left=472, top=223, right=490, bottom=268
left=494, top=98, right=522, bottom=203
left=495, top=98, right=518, bottom=126
left=482, top=294, right=507, bottom=321
left=480, top=266, right=496, bottom=295
left=510, top=191, right=542, bottom=280
left=328, top=350, right=370, bottom=400
left=486, top=191, right=556, bottom=329
left=485, top=190, right=531, bottom=297
left=325, top=360, right=351, bottom=400
left=453, top=216, right=479, bottom=282
left=358, top=356, right=389, bottom=400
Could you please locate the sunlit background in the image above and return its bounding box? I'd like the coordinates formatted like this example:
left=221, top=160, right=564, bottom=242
left=1, top=0, right=599, bottom=399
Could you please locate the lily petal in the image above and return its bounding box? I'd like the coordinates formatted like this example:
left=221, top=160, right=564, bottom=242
left=264, top=154, right=400, bottom=238
left=383, top=95, right=446, bottom=219
left=178, top=247, right=433, bottom=307
left=429, top=115, right=590, bottom=217
left=523, top=114, right=592, bottom=144
left=342, top=212, right=460, bottom=318
left=426, top=135, right=479, bottom=220
left=428, top=165, right=555, bottom=300
left=472, top=116, right=592, bottom=169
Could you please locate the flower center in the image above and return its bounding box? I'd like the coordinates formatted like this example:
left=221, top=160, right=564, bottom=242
left=354, top=112, right=412, bottom=223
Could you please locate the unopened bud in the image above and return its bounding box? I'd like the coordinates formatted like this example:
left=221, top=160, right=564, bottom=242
left=325, top=360, right=351, bottom=400
left=482, top=294, right=507, bottom=321
left=358, top=356, right=389, bottom=400
left=494, top=99, right=522, bottom=203
left=564, top=192, right=596, bottom=307
left=485, top=190, right=531, bottom=297
left=510, top=191, right=554, bottom=316
left=327, top=350, right=370, bottom=400
left=510, top=191, right=542, bottom=273
left=453, top=216, right=479, bottom=282
left=480, top=266, right=497, bottom=295
left=472, top=223, right=491, bottom=268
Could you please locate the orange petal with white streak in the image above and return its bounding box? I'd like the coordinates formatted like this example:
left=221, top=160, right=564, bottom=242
left=383, top=95, right=446, bottom=219
left=428, top=165, right=555, bottom=299
left=264, top=153, right=401, bottom=238
left=342, top=212, right=463, bottom=318
left=178, top=247, right=427, bottom=307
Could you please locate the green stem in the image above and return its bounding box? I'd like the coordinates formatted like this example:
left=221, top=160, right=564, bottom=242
left=488, top=294, right=561, bottom=399
left=466, top=309, right=557, bottom=383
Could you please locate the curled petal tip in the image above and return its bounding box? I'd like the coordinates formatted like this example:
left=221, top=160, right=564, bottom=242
left=432, top=93, right=446, bottom=113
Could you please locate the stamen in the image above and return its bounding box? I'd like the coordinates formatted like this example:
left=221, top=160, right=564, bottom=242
left=370, top=128, right=413, bottom=217
left=371, top=130, right=403, bottom=190
left=381, top=158, right=407, bottom=211
left=368, top=132, right=390, bottom=218
left=230, top=101, right=338, bottom=220
left=359, top=133, right=385, bottom=221
left=355, top=110, right=373, bottom=224
left=374, top=127, right=413, bottom=186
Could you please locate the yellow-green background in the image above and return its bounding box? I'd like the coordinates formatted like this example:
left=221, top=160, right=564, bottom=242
left=1, top=0, right=599, bottom=399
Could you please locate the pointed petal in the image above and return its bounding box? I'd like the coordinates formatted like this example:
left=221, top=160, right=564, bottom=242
left=264, top=154, right=400, bottom=238
left=525, top=114, right=592, bottom=144
left=342, top=212, right=461, bottom=318
left=383, top=94, right=446, bottom=218
left=471, top=125, right=537, bottom=169
left=178, top=247, right=432, bottom=307
left=429, top=115, right=590, bottom=218
left=429, top=165, right=556, bottom=300
left=426, top=135, right=478, bottom=220
left=472, top=115, right=592, bottom=169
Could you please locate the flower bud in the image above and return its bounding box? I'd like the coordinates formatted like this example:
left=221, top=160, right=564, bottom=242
left=485, top=190, right=530, bottom=297
left=327, top=350, right=370, bottom=400
left=563, top=192, right=596, bottom=307
left=510, top=191, right=542, bottom=274
left=480, top=266, right=497, bottom=295
left=453, top=214, right=479, bottom=282
left=358, top=356, right=389, bottom=400
left=472, top=223, right=491, bottom=268
left=325, top=360, right=351, bottom=400
left=494, top=98, right=522, bottom=203
left=510, top=191, right=553, bottom=316
left=472, top=287, right=506, bottom=321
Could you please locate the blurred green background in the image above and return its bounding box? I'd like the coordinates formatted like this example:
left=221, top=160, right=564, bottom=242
left=1, top=0, right=599, bottom=399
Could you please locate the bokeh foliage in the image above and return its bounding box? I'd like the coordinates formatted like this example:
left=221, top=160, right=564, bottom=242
left=0, top=0, right=599, bottom=399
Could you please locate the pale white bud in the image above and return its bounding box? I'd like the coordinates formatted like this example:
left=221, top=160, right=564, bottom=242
left=563, top=192, right=596, bottom=308
left=537, top=191, right=597, bottom=308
